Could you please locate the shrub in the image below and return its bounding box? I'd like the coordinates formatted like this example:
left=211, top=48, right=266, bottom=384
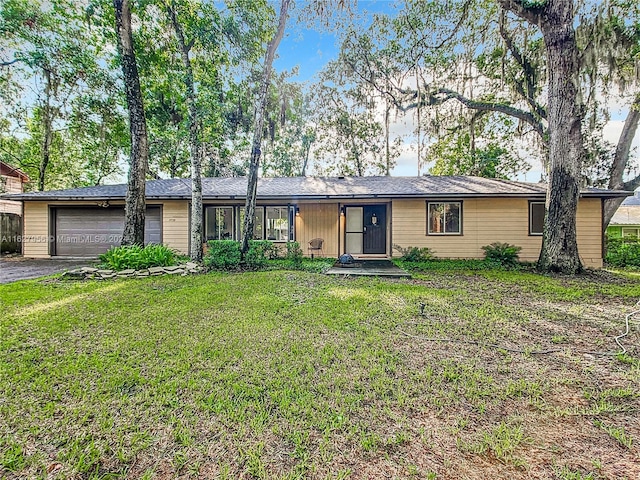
left=285, top=241, right=303, bottom=266
left=249, top=240, right=280, bottom=260
left=395, top=258, right=505, bottom=272
left=99, top=244, right=179, bottom=271
left=393, top=244, right=434, bottom=262
left=99, top=245, right=143, bottom=271
left=481, top=242, right=522, bottom=267
left=142, top=243, right=179, bottom=267
left=204, top=240, right=241, bottom=270
left=605, top=236, right=640, bottom=267
left=244, top=240, right=273, bottom=269
left=265, top=242, right=281, bottom=260
left=204, top=240, right=281, bottom=270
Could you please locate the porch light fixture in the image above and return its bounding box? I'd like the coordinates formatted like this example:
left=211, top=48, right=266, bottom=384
left=340, top=206, right=345, bottom=216
left=295, top=206, right=300, bottom=216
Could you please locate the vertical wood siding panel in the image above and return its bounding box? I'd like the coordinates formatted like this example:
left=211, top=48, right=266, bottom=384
left=297, top=203, right=339, bottom=257
left=162, top=201, right=189, bottom=254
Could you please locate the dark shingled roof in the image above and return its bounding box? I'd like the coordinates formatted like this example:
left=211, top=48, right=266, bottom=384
left=2, top=175, right=630, bottom=201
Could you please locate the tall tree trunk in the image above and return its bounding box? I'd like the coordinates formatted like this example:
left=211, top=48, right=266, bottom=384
left=416, top=71, right=421, bottom=176
left=384, top=69, right=391, bottom=175
left=536, top=0, right=584, bottom=273
left=499, top=0, right=584, bottom=273
left=168, top=2, right=203, bottom=262
left=39, top=68, right=54, bottom=192
left=603, top=93, right=640, bottom=228
left=241, top=0, right=290, bottom=255
left=114, top=0, right=148, bottom=246
left=384, top=98, right=391, bottom=175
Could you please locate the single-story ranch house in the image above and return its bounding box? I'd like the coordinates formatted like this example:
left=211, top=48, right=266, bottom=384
left=3, top=176, right=629, bottom=268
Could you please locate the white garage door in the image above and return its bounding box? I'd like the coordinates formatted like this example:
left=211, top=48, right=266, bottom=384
left=54, top=207, right=162, bottom=257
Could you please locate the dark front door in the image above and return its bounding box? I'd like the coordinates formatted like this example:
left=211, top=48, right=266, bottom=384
left=363, top=205, right=386, bottom=254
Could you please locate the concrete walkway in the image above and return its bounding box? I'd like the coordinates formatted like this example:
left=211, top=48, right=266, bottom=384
left=325, top=259, right=411, bottom=278
left=0, top=257, right=92, bottom=284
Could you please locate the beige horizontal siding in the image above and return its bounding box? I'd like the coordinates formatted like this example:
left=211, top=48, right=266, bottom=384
left=392, top=198, right=603, bottom=268
left=22, top=201, right=50, bottom=258
left=296, top=203, right=339, bottom=257
left=576, top=198, right=603, bottom=268
left=162, top=201, right=189, bottom=254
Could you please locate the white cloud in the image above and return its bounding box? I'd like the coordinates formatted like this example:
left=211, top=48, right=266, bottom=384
left=603, top=120, right=640, bottom=151
left=390, top=144, right=420, bottom=176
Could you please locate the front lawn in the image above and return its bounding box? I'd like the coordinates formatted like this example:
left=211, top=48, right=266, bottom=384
left=1, top=269, right=639, bottom=479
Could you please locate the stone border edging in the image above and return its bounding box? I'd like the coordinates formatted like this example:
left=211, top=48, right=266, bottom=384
left=62, top=262, right=203, bottom=280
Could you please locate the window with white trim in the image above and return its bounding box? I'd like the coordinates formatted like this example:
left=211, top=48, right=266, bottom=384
left=427, top=202, right=461, bottom=234
left=622, top=227, right=640, bottom=238
left=529, top=202, right=545, bottom=235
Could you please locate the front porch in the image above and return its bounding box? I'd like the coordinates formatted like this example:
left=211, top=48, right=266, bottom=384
left=325, top=259, right=410, bottom=278
left=296, top=201, right=392, bottom=258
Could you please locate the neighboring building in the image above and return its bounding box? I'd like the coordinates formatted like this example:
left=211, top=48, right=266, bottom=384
left=2, top=176, right=630, bottom=268
left=607, top=192, right=640, bottom=238
left=0, top=160, right=30, bottom=215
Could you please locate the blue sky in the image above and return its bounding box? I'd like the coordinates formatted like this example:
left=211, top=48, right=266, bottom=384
left=274, top=28, right=338, bottom=82
left=273, top=1, right=395, bottom=82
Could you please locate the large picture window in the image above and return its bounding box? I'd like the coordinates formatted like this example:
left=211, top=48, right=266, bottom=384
left=428, top=202, right=461, bottom=235
left=206, top=205, right=293, bottom=242
left=238, top=208, right=264, bottom=240
left=266, top=207, right=289, bottom=241
left=205, top=207, right=234, bottom=240
left=529, top=202, right=545, bottom=235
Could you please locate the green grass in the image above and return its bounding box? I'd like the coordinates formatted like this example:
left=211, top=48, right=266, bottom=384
left=265, top=257, right=335, bottom=274
left=460, top=421, right=527, bottom=467
left=554, top=466, right=598, bottom=480
left=1, top=268, right=639, bottom=478
left=593, top=420, right=634, bottom=449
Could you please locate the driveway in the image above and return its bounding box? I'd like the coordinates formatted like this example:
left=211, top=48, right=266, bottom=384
left=0, top=257, right=93, bottom=284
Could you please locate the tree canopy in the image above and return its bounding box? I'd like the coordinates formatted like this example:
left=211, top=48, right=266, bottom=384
left=2, top=0, right=639, bottom=272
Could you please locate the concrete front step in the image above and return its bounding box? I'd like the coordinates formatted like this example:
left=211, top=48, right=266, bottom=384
left=325, top=259, right=411, bottom=278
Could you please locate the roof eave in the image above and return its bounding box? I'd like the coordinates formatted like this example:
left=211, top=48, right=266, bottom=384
left=580, top=190, right=634, bottom=198
left=8, top=190, right=629, bottom=201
